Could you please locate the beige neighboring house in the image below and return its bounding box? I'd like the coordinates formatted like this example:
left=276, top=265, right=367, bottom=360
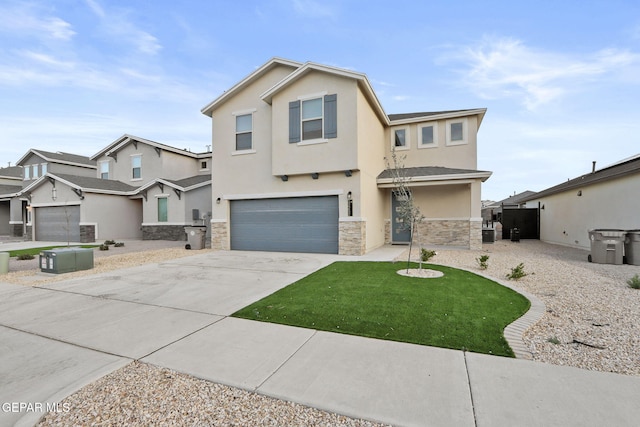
left=15, top=136, right=211, bottom=243
left=202, top=58, right=491, bottom=255
left=521, top=155, right=640, bottom=250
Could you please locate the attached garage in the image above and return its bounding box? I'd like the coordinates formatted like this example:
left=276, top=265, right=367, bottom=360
left=230, top=196, right=339, bottom=254
left=35, top=206, right=81, bottom=242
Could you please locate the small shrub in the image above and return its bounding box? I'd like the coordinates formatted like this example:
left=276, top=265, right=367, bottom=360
left=114, top=242, right=125, bottom=247
left=476, top=255, right=490, bottom=270
left=420, top=248, right=436, bottom=262
left=17, top=253, right=35, bottom=261
left=99, top=244, right=109, bottom=251
left=104, top=239, right=116, bottom=245
left=547, top=336, right=561, bottom=345
left=506, top=263, right=527, bottom=280
left=628, top=274, right=640, bottom=289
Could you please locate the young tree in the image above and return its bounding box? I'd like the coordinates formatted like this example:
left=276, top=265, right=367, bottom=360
left=385, top=148, right=425, bottom=272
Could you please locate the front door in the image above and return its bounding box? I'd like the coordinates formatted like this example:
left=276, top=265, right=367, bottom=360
left=391, top=192, right=411, bottom=244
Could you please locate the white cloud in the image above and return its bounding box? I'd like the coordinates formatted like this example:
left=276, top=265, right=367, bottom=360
left=0, top=2, right=75, bottom=41
left=452, top=37, right=640, bottom=110
left=83, top=0, right=162, bottom=55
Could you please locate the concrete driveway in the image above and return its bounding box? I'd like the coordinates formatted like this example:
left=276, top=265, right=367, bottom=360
left=2, top=247, right=640, bottom=427
left=0, top=249, right=340, bottom=426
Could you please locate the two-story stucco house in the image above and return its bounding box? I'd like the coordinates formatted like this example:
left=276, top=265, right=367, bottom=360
left=0, top=166, right=24, bottom=237
left=202, top=58, right=491, bottom=255
left=15, top=136, right=211, bottom=243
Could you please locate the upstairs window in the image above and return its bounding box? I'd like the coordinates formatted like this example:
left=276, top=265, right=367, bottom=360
left=302, top=98, right=323, bottom=140
left=289, top=94, right=337, bottom=143
left=391, top=127, right=410, bottom=150
left=41, top=163, right=47, bottom=175
left=99, top=161, right=109, bottom=179
left=235, top=114, right=253, bottom=151
left=446, top=119, right=468, bottom=146
left=131, top=155, right=142, bottom=179
left=32, top=164, right=39, bottom=179
left=418, top=123, right=438, bottom=148
left=24, top=166, right=31, bottom=180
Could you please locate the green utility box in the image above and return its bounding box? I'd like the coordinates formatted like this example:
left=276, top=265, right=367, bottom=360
left=40, top=248, right=94, bottom=274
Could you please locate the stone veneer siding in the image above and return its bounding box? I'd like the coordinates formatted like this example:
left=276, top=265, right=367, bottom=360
left=79, top=224, right=96, bottom=243
left=142, top=225, right=187, bottom=241
left=386, top=219, right=482, bottom=250
left=10, top=223, right=23, bottom=238
left=384, top=219, right=391, bottom=244
left=211, top=221, right=229, bottom=250
left=339, top=220, right=366, bottom=255
left=25, top=225, right=32, bottom=241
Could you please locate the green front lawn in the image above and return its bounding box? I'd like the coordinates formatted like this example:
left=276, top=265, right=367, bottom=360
left=232, top=261, right=530, bottom=357
left=8, top=245, right=99, bottom=258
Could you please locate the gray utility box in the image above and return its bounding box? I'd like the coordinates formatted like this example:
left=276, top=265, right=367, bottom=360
left=625, top=230, right=640, bottom=266
left=588, top=229, right=625, bottom=265
left=0, top=252, right=9, bottom=275
left=184, top=226, right=207, bottom=250
left=40, top=248, right=94, bottom=274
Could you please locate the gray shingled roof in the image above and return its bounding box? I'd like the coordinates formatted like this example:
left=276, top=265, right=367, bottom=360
left=164, top=174, right=211, bottom=189
left=53, top=173, right=139, bottom=192
left=0, top=166, right=23, bottom=179
left=30, top=149, right=95, bottom=166
left=498, top=190, right=537, bottom=205
left=388, top=109, right=482, bottom=122
left=377, top=166, right=491, bottom=180
left=521, top=154, right=640, bottom=201
left=0, top=184, right=21, bottom=196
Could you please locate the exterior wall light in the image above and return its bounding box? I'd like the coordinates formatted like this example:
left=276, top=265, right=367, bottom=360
left=281, top=175, right=288, bottom=182
left=345, top=170, right=352, bottom=177
left=216, top=197, right=221, bottom=204
left=311, top=173, right=319, bottom=180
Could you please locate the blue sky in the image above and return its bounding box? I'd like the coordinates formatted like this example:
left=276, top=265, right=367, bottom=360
left=1, top=0, right=639, bottom=201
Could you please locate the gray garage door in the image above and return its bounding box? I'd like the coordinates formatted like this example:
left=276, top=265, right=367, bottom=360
left=35, top=206, right=81, bottom=242
left=230, top=196, right=339, bottom=254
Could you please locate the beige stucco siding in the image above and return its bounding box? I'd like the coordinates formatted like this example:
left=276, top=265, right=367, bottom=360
left=356, top=87, right=386, bottom=251
left=271, top=71, right=359, bottom=176
left=81, top=193, right=142, bottom=239
left=535, top=174, right=640, bottom=249
left=415, top=185, right=471, bottom=218
left=385, top=116, right=479, bottom=170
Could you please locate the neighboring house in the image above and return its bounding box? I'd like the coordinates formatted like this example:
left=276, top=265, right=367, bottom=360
left=520, top=155, right=640, bottom=249
left=481, top=190, right=536, bottom=223
left=13, top=135, right=212, bottom=243
left=202, top=58, right=491, bottom=255
left=12, top=149, right=97, bottom=239
left=0, top=166, right=23, bottom=236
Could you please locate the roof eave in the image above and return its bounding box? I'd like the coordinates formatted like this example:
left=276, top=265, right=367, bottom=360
left=389, top=109, right=487, bottom=126
left=201, top=57, right=303, bottom=117
left=377, top=171, right=492, bottom=187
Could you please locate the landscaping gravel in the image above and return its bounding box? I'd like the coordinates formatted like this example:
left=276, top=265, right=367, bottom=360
left=8, top=238, right=639, bottom=425
left=401, top=239, right=640, bottom=376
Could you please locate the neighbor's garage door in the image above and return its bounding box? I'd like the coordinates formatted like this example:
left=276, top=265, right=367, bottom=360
left=230, top=196, right=339, bottom=254
left=35, top=206, right=81, bottom=242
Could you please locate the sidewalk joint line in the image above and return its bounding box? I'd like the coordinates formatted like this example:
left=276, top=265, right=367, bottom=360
left=254, top=329, right=319, bottom=392
left=463, top=351, right=479, bottom=427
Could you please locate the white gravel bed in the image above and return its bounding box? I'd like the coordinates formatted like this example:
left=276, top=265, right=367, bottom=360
left=400, top=239, right=640, bottom=376
left=36, top=361, right=388, bottom=427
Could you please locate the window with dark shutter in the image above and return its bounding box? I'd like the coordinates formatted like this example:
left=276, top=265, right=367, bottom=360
left=324, top=94, right=337, bottom=138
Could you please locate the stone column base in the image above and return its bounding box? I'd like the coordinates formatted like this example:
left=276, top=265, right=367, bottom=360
left=415, top=219, right=481, bottom=250
left=211, top=221, right=229, bottom=250
left=339, top=219, right=366, bottom=255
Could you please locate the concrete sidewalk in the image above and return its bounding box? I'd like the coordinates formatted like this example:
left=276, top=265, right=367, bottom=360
left=1, top=246, right=639, bottom=426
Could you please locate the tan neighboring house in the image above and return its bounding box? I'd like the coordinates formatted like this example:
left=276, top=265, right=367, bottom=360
left=202, top=58, right=491, bottom=255
left=521, top=155, right=640, bottom=250
left=13, top=136, right=211, bottom=243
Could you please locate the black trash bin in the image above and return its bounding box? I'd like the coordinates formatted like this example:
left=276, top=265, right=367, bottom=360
left=510, top=228, right=520, bottom=242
